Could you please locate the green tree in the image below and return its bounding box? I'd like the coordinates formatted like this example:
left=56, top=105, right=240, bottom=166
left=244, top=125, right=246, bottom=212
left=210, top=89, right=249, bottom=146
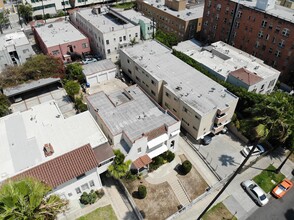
left=65, top=63, right=84, bottom=83
left=155, top=29, right=178, bottom=48
left=138, top=185, right=147, bottom=199
left=64, top=80, right=80, bottom=99
left=0, top=94, right=11, bottom=117
left=181, top=160, right=192, bottom=175
left=0, top=177, right=68, bottom=219
left=108, top=150, right=131, bottom=179
left=0, top=10, right=9, bottom=34
left=18, top=4, right=33, bottom=24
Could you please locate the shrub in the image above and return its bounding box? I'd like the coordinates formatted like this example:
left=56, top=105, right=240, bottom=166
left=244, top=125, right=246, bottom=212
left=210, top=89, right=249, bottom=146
left=138, top=185, right=147, bottom=199
left=163, top=150, right=175, bottom=162
left=181, top=160, right=192, bottom=175
left=95, top=189, right=105, bottom=199
left=154, top=155, right=164, bottom=165
left=79, top=190, right=97, bottom=205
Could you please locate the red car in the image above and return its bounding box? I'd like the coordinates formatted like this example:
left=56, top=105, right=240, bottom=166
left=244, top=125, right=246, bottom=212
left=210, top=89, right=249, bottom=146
left=272, top=179, right=293, bottom=198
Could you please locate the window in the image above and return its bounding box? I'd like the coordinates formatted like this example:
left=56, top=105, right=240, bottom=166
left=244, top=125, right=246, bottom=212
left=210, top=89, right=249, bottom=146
left=193, top=126, right=198, bottom=131
left=268, top=79, right=275, bottom=88
left=183, top=107, right=188, bottom=113
left=89, top=180, right=95, bottom=187
left=182, top=118, right=190, bottom=126
left=282, top=28, right=290, bottom=37
left=151, top=90, right=155, bottom=96
left=151, top=80, right=155, bottom=85
left=269, top=48, right=273, bottom=53
left=173, top=108, right=177, bottom=112
left=261, top=20, right=267, bottom=28
left=119, top=37, right=122, bottom=42
left=237, top=11, right=242, bottom=18
left=216, top=3, right=221, bottom=10
left=165, top=102, right=170, bottom=109
left=82, top=43, right=88, bottom=48
left=114, top=37, right=116, bottom=41
left=137, top=147, right=142, bottom=153
left=165, top=92, right=170, bottom=97
left=278, top=39, right=285, bottom=48
left=52, top=50, right=59, bottom=55
left=258, top=31, right=263, bottom=38
left=268, top=23, right=273, bottom=29
left=81, top=183, right=89, bottom=191
left=135, top=33, right=138, bottom=37
left=128, top=69, right=132, bottom=74
left=255, top=41, right=260, bottom=48
left=275, top=26, right=280, bottom=33
left=127, top=59, right=130, bottom=63
left=107, top=49, right=111, bottom=54
left=275, top=50, right=281, bottom=57
left=123, top=36, right=126, bottom=41
left=106, top=40, right=109, bottom=45
left=75, top=187, right=81, bottom=194
left=170, top=140, right=175, bottom=148
left=265, top=34, right=270, bottom=40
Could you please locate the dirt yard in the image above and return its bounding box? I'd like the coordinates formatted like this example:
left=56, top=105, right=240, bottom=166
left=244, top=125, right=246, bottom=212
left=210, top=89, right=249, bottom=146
left=177, top=154, right=209, bottom=200
left=202, top=202, right=237, bottom=220
left=124, top=178, right=179, bottom=220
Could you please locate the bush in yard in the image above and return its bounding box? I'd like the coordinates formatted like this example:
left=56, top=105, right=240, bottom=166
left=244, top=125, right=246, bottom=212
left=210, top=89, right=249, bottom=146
left=163, top=150, right=175, bottom=162
left=181, top=160, right=192, bottom=175
left=79, top=190, right=97, bottom=205
left=95, top=189, right=105, bottom=199
left=138, top=185, right=147, bottom=199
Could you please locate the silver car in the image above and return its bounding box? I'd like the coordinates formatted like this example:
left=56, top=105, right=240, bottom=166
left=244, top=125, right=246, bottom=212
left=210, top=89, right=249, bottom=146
left=241, top=180, right=269, bottom=206
left=241, top=144, right=265, bottom=157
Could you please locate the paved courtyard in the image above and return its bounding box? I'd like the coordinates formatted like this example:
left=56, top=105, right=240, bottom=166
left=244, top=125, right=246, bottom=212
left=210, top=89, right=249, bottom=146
left=11, top=89, right=76, bottom=118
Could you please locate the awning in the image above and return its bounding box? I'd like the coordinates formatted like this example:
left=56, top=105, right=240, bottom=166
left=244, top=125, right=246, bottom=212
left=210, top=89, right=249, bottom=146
left=147, top=133, right=168, bottom=149
left=170, top=130, right=180, bottom=137
left=133, top=155, right=152, bottom=169
left=147, top=144, right=168, bottom=159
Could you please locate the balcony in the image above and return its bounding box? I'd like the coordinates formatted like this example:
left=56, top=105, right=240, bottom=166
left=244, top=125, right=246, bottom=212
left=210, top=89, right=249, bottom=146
left=212, top=124, right=224, bottom=134
left=215, top=113, right=227, bottom=124
left=217, top=105, right=230, bottom=115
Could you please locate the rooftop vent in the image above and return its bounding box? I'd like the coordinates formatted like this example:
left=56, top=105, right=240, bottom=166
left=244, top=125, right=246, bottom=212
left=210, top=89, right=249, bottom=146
left=176, top=86, right=182, bottom=90
left=43, top=143, right=54, bottom=157
left=48, top=24, right=53, bottom=28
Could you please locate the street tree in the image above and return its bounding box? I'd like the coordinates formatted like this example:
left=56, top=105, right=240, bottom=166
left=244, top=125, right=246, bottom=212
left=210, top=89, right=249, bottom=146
left=65, top=63, right=84, bottom=83
left=64, top=80, right=80, bottom=99
left=0, top=10, right=9, bottom=34
left=18, top=4, right=33, bottom=24
left=0, top=177, right=68, bottom=219
left=108, top=150, right=131, bottom=179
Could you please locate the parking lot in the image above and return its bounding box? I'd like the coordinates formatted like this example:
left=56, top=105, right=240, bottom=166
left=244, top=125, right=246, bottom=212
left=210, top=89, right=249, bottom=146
left=11, top=89, right=76, bottom=118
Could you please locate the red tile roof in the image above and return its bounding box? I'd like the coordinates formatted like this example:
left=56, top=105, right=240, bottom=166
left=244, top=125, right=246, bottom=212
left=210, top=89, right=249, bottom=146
left=145, top=125, right=167, bottom=141
left=133, top=155, right=152, bottom=169
left=14, top=144, right=99, bottom=188
left=229, top=68, right=263, bottom=86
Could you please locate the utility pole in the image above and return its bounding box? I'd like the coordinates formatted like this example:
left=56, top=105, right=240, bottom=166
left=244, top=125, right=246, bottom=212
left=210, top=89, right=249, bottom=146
left=197, top=144, right=258, bottom=220
left=41, top=0, right=46, bottom=23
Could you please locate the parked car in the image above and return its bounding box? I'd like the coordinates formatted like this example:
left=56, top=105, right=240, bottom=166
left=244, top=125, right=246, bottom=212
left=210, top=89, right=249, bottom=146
left=82, top=58, right=97, bottom=65
left=241, top=180, right=269, bottom=206
left=272, top=179, right=293, bottom=198
left=202, top=135, right=212, bottom=145
left=241, top=144, right=265, bottom=157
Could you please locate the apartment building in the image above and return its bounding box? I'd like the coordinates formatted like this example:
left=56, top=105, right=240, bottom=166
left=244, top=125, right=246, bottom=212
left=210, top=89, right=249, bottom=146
left=0, top=100, right=114, bottom=201
left=33, top=20, right=90, bottom=62
left=279, top=0, right=294, bottom=9
left=201, top=0, right=294, bottom=82
left=0, top=32, right=35, bottom=72
left=173, top=40, right=280, bottom=94
left=69, top=7, right=141, bottom=62
left=87, top=85, right=181, bottom=171
left=119, top=41, right=238, bottom=140
left=136, top=0, right=204, bottom=41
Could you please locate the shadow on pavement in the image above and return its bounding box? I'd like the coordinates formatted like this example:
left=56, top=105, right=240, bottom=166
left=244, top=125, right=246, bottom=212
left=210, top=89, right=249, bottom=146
left=285, top=208, right=294, bottom=220
left=218, top=154, right=236, bottom=167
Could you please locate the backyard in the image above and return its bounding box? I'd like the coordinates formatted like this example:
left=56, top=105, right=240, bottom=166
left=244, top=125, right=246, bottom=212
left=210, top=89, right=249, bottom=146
left=77, top=205, right=117, bottom=220
left=202, top=202, right=237, bottom=220
left=124, top=178, right=179, bottom=219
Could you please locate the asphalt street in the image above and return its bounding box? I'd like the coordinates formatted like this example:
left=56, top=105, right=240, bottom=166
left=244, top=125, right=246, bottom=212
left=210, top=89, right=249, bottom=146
left=247, top=177, right=294, bottom=220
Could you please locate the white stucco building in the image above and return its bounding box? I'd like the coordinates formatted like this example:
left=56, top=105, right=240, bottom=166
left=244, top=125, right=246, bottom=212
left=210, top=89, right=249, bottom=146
left=86, top=85, right=181, bottom=172
left=69, top=7, right=141, bottom=62
left=0, top=32, right=35, bottom=72
left=83, top=59, right=117, bottom=87
left=0, top=100, right=114, bottom=201
left=173, top=40, right=280, bottom=94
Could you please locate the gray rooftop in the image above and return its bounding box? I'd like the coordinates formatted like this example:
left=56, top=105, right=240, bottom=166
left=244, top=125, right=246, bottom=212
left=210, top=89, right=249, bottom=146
left=3, top=78, right=61, bottom=97
left=233, top=0, right=294, bottom=23
left=87, top=85, right=178, bottom=142
left=121, top=41, right=238, bottom=115
left=0, top=32, right=30, bottom=50
left=83, top=59, right=117, bottom=76
left=34, top=21, right=88, bottom=48
left=118, top=9, right=152, bottom=24
left=142, top=0, right=204, bottom=21
left=76, top=8, right=136, bottom=33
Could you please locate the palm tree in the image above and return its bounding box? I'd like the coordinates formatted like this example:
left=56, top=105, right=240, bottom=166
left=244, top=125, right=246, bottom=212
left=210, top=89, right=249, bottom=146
left=0, top=177, right=68, bottom=219
left=108, top=150, right=131, bottom=179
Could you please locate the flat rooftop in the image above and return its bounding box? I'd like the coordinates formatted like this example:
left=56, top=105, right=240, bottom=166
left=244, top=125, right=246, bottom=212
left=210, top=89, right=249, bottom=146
left=76, top=8, right=136, bottom=33
left=121, top=41, right=238, bottom=115
left=34, top=21, right=88, bottom=48
left=118, top=9, right=152, bottom=23
left=0, top=32, right=30, bottom=50
left=232, top=0, right=294, bottom=23
left=173, top=40, right=280, bottom=82
left=142, top=0, right=204, bottom=21
left=83, top=59, right=117, bottom=76
left=0, top=100, right=108, bottom=182
left=87, top=85, right=178, bottom=142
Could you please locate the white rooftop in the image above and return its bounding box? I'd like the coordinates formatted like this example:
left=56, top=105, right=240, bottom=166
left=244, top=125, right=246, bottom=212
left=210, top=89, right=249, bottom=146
left=76, top=8, right=136, bottom=33
left=142, top=0, right=204, bottom=21
left=173, top=40, right=280, bottom=81
left=83, top=59, right=117, bottom=76
left=118, top=9, right=152, bottom=23
left=34, top=21, right=88, bottom=48
left=87, top=85, right=178, bottom=142
left=0, top=100, right=108, bottom=182
left=0, top=32, right=30, bottom=50
left=233, top=0, right=294, bottom=23
left=121, top=41, right=238, bottom=116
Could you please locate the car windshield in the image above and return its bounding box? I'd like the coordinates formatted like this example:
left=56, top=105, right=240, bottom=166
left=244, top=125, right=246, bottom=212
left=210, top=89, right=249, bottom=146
left=260, top=194, right=266, bottom=200
left=279, top=184, right=287, bottom=191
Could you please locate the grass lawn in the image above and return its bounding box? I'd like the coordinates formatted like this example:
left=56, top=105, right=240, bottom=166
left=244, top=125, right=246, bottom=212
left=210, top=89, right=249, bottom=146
left=112, top=2, right=135, bottom=9
left=202, top=202, right=237, bottom=220
left=77, top=205, right=117, bottom=220
left=253, top=164, right=285, bottom=193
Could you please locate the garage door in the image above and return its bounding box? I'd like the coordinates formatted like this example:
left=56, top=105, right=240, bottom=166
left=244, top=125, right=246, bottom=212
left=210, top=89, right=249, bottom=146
left=98, top=73, right=108, bottom=82
left=87, top=75, right=98, bottom=86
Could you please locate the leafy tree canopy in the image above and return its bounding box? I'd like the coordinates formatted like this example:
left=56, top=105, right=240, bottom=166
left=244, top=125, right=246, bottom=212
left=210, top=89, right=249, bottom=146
left=65, top=63, right=84, bottom=83
left=0, top=10, right=9, bottom=34
left=0, top=177, right=68, bottom=219
left=64, top=80, right=80, bottom=98
left=0, top=94, right=10, bottom=117
left=18, top=4, right=33, bottom=23
left=108, top=150, right=131, bottom=179
left=155, top=29, right=178, bottom=48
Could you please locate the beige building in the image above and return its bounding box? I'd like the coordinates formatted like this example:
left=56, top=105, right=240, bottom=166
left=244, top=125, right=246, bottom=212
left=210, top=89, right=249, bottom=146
left=136, top=0, right=204, bottom=41
left=119, top=41, right=239, bottom=140
left=280, top=0, right=294, bottom=9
